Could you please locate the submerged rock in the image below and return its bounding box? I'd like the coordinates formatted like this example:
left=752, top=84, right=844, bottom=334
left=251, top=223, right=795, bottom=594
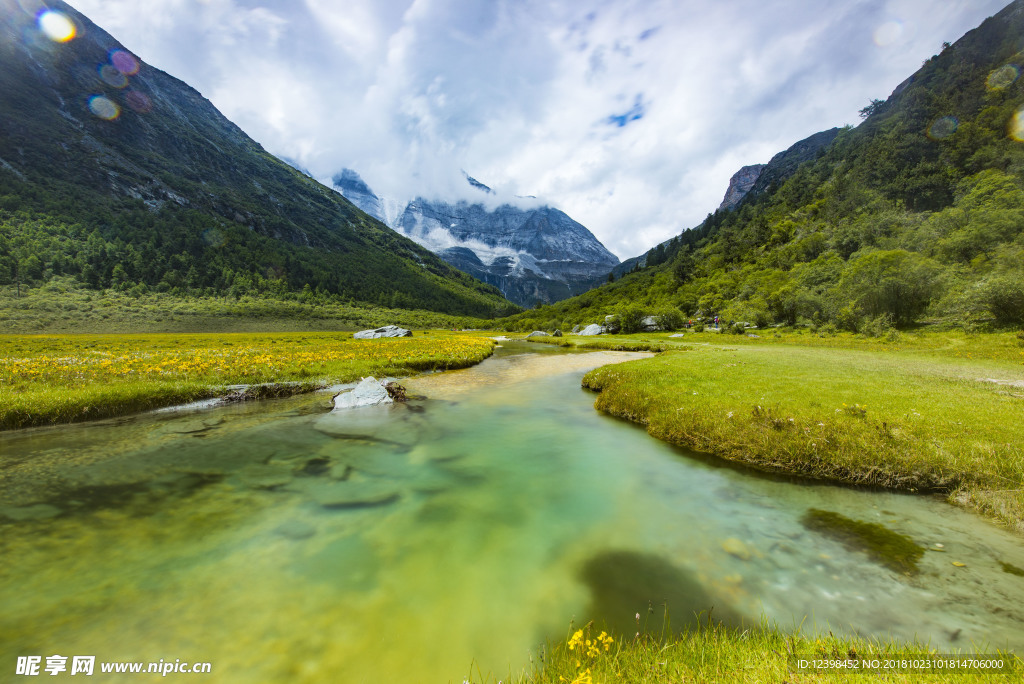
left=303, top=480, right=401, bottom=509
left=353, top=326, right=412, bottom=339
left=577, top=324, right=605, bottom=336
left=332, top=377, right=392, bottom=410
left=274, top=520, right=317, bottom=540
left=721, top=537, right=752, bottom=561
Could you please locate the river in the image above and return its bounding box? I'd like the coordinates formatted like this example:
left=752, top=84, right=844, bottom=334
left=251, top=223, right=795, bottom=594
left=2, top=341, right=1022, bottom=682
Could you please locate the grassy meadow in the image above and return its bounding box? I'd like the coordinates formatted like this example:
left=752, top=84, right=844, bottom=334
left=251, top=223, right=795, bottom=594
left=0, top=331, right=495, bottom=430
left=0, top=279, right=492, bottom=334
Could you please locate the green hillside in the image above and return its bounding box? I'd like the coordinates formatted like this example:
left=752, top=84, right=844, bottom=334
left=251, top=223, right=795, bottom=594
left=0, top=1, right=517, bottom=318
left=502, top=1, right=1024, bottom=333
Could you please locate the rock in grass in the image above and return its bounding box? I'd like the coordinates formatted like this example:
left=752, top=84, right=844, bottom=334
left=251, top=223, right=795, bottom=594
left=526, top=331, right=550, bottom=338
left=577, top=324, right=605, bottom=336
left=353, top=326, right=412, bottom=339
left=332, top=377, right=392, bottom=410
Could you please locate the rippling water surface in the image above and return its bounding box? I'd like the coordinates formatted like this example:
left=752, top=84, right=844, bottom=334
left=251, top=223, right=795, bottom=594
left=2, top=341, right=1023, bottom=682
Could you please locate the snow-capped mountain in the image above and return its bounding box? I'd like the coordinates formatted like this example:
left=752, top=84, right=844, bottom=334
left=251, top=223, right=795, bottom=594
left=332, top=170, right=620, bottom=307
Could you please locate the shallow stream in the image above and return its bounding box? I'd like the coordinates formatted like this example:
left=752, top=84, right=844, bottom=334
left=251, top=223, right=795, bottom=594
left=2, top=341, right=1023, bottom=682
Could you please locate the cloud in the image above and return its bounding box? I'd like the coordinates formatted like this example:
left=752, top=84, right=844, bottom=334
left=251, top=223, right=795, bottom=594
left=65, top=0, right=1010, bottom=258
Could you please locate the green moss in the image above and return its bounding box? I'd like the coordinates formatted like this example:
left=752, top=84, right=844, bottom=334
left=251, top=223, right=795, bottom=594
left=801, top=508, right=925, bottom=575
left=1000, top=561, right=1024, bottom=577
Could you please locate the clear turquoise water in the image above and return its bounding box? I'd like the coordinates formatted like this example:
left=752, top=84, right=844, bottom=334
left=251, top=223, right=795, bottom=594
left=2, top=341, right=1022, bottom=682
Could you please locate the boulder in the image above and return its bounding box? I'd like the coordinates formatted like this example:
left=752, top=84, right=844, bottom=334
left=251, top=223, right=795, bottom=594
left=332, top=377, right=392, bottom=410
left=552, top=329, right=563, bottom=337
left=603, top=315, right=621, bottom=333
left=526, top=330, right=550, bottom=338
left=669, top=333, right=685, bottom=338
left=353, top=325, right=412, bottom=339
left=577, top=324, right=605, bottom=336
left=641, top=316, right=661, bottom=332
left=571, top=324, right=581, bottom=334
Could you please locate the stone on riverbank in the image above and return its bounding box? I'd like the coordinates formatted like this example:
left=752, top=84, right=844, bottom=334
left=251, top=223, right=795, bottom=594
left=526, top=331, right=550, bottom=338
left=332, top=377, right=392, bottom=410
left=577, top=324, right=605, bottom=336
left=353, top=325, right=412, bottom=339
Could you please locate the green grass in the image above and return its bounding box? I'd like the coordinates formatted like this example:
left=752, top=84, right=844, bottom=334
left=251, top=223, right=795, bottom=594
left=0, top=279, right=493, bottom=334
left=0, top=331, right=495, bottom=430
left=479, top=622, right=1022, bottom=683
left=524, top=336, right=668, bottom=352
left=579, top=330, right=1024, bottom=531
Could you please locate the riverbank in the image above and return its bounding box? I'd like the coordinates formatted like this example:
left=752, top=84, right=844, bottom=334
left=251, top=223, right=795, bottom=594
left=500, top=622, right=1022, bottom=683
left=575, top=329, right=1024, bottom=532
left=0, top=331, right=495, bottom=430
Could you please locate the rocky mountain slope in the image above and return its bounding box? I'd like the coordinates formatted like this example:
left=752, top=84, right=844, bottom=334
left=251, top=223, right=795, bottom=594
left=0, top=0, right=514, bottom=317
left=611, top=128, right=838, bottom=279
left=718, top=164, right=766, bottom=210
left=333, top=171, right=619, bottom=307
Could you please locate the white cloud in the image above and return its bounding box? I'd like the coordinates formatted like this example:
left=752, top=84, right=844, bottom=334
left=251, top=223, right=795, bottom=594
left=65, top=0, right=1010, bottom=258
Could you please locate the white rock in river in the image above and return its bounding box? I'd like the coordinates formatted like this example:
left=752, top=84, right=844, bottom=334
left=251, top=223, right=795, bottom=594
left=353, top=325, right=412, bottom=339
left=577, top=324, right=605, bottom=336
left=332, top=377, right=392, bottom=410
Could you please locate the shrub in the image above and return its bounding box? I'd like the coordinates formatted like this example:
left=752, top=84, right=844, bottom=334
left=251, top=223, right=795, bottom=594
left=653, top=307, right=684, bottom=331
left=838, top=249, right=942, bottom=326
left=729, top=322, right=746, bottom=335
left=977, top=273, right=1024, bottom=325
left=618, top=307, right=645, bottom=334
left=862, top=313, right=895, bottom=338
left=836, top=303, right=861, bottom=333
left=693, top=323, right=705, bottom=332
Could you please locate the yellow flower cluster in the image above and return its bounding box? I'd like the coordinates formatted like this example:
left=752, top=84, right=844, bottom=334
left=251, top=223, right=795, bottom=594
left=561, top=626, right=614, bottom=684
left=0, top=333, right=495, bottom=389
left=567, top=628, right=614, bottom=658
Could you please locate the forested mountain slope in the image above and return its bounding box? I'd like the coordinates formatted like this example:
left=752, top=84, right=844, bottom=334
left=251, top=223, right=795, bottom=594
left=502, top=0, right=1024, bottom=332
left=0, top=0, right=516, bottom=317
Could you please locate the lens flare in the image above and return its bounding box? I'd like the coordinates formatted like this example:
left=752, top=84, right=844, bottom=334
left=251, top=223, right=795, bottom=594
left=18, top=0, right=46, bottom=17
left=88, top=95, right=120, bottom=121
left=110, top=50, right=140, bottom=76
left=99, top=64, right=128, bottom=88
left=873, top=21, right=903, bottom=47
left=987, top=64, right=1020, bottom=90
left=125, top=90, right=153, bottom=114
left=927, top=116, right=958, bottom=140
left=1010, top=108, right=1024, bottom=142
left=38, top=10, right=76, bottom=43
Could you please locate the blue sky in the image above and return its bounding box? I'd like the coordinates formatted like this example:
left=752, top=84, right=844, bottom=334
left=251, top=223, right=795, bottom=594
left=66, top=0, right=1011, bottom=259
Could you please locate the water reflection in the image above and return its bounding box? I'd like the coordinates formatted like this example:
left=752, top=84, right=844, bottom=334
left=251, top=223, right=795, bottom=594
left=1, top=342, right=1023, bottom=682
